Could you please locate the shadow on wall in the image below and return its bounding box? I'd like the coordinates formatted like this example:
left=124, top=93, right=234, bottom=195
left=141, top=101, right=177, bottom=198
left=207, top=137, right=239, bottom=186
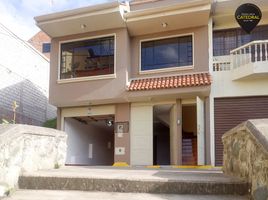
left=0, top=80, right=56, bottom=126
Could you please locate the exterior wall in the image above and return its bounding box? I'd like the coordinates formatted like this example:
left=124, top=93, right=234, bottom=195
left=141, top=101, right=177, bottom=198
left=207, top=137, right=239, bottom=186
left=28, top=31, right=51, bottom=59
left=130, top=26, right=209, bottom=78
left=0, top=125, right=67, bottom=192
left=0, top=24, right=56, bottom=126
left=170, top=100, right=182, bottom=165
left=114, top=103, right=130, bottom=164
left=211, top=71, right=268, bottom=98
left=64, top=118, right=114, bottom=165
left=211, top=68, right=268, bottom=166
left=50, top=28, right=130, bottom=107
left=130, top=104, right=153, bottom=165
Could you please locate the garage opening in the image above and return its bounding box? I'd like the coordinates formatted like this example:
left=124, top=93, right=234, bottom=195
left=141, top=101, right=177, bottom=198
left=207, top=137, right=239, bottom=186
left=153, top=105, right=171, bottom=165
left=182, top=105, right=197, bottom=165
left=64, top=115, right=114, bottom=166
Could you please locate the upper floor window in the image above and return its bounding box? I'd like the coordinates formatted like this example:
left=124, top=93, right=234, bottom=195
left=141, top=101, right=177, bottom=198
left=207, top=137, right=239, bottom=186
left=213, top=25, right=268, bottom=56
left=141, top=35, right=193, bottom=71
left=42, top=43, right=51, bottom=53
left=60, top=36, right=114, bottom=79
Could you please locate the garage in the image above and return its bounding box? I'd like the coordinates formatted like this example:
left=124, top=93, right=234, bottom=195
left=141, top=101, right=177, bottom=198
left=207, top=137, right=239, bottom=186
left=64, top=115, right=115, bottom=166
left=214, top=96, right=268, bottom=166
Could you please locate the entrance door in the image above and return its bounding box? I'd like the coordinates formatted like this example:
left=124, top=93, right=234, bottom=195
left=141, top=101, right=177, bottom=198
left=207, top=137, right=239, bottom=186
left=196, top=96, right=205, bottom=165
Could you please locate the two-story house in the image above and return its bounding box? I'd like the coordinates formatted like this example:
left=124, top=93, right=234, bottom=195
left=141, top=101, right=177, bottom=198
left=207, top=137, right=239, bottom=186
left=35, top=0, right=268, bottom=167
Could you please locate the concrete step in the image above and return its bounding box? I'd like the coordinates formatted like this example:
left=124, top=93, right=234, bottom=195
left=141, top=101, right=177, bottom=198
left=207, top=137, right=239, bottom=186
left=18, top=166, right=250, bottom=195
left=4, top=190, right=249, bottom=200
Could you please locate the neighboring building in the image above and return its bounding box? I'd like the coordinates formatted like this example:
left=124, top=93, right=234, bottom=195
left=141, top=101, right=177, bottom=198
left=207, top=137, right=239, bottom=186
left=34, top=0, right=268, bottom=166
left=28, top=31, right=51, bottom=59
left=0, top=23, right=56, bottom=126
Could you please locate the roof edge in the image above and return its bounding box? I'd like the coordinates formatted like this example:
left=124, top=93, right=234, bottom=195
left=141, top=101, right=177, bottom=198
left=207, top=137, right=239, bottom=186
left=35, top=1, right=120, bottom=24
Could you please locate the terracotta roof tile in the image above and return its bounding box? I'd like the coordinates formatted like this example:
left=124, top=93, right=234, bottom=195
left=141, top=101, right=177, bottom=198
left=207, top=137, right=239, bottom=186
left=128, top=72, right=211, bottom=91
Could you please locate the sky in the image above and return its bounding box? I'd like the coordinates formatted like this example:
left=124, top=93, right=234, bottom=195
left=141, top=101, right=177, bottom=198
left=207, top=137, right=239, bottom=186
left=0, top=0, right=114, bottom=41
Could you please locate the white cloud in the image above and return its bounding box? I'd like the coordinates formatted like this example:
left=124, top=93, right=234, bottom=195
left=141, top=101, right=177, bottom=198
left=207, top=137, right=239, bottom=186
left=0, top=0, right=115, bottom=41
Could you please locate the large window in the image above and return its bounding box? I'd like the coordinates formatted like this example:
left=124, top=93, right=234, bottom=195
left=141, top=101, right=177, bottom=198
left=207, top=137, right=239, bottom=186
left=213, top=25, right=268, bottom=56
left=60, top=36, right=114, bottom=79
left=141, top=35, right=193, bottom=71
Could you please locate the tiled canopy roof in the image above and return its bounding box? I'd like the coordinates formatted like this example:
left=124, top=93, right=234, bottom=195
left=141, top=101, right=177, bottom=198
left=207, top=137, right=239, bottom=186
left=128, top=72, right=211, bottom=91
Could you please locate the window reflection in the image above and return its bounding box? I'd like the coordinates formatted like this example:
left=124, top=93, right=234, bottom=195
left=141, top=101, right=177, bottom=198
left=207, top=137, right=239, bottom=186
left=141, top=35, right=193, bottom=71
left=60, top=36, right=114, bottom=79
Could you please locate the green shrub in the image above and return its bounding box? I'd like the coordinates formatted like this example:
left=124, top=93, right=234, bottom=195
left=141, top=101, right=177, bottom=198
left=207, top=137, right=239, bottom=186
left=43, top=118, right=57, bottom=129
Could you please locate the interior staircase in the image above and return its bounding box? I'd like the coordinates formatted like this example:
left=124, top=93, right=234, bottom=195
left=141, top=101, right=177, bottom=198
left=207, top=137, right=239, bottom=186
left=182, top=137, right=197, bottom=165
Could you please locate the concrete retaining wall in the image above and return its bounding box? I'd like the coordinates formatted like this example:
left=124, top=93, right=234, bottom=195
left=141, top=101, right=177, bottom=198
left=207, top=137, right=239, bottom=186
left=0, top=124, right=67, bottom=196
left=222, top=119, right=268, bottom=200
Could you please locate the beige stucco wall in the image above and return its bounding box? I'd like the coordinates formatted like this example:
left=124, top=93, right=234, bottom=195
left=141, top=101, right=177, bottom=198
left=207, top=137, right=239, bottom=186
left=130, top=26, right=209, bottom=78
left=212, top=71, right=268, bottom=98
left=50, top=28, right=130, bottom=107
left=49, top=25, right=209, bottom=107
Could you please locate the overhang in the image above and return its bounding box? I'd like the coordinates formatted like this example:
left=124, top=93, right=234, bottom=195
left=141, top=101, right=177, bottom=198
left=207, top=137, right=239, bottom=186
left=34, top=1, right=127, bottom=37
left=125, top=0, right=211, bottom=36
left=35, top=0, right=211, bottom=38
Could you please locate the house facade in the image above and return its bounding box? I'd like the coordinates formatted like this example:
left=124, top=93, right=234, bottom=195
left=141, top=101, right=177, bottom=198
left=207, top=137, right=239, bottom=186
left=35, top=0, right=268, bottom=166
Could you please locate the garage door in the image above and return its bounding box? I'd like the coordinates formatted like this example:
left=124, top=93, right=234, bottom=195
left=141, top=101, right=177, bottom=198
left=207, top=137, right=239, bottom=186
left=214, top=96, right=268, bottom=166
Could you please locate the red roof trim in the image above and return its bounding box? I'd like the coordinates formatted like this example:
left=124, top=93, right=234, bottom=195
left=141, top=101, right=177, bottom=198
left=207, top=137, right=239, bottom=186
left=128, top=72, right=211, bottom=91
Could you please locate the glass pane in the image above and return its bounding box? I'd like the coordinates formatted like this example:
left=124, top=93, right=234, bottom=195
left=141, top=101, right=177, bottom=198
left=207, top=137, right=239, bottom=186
left=213, top=25, right=268, bottom=56
left=141, top=35, right=193, bottom=71
left=154, top=38, right=178, bottom=68
left=60, top=36, right=114, bottom=79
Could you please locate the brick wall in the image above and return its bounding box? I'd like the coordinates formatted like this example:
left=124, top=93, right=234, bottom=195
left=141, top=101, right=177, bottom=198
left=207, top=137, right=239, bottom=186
left=28, top=31, right=51, bottom=59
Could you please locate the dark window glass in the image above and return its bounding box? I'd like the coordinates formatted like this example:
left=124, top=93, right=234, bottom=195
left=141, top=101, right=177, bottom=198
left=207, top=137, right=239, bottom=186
left=42, top=43, right=51, bottom=53
left=60, top=36, right=114, bottom=79
left=141, top=35, right=193, bottom=71
left=213, top=25, right=268, bottom=56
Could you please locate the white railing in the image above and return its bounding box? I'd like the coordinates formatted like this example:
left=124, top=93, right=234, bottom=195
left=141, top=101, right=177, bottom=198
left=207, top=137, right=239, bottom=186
left=213, top=56, right=231, bottom=72
left=230, top=40, right=268, bottom=69
left=213, top=61, right=231, bottom=71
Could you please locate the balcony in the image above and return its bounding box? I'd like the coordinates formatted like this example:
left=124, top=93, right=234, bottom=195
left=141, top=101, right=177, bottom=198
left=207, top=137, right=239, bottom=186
left=213, top=40, right=268, bottom=81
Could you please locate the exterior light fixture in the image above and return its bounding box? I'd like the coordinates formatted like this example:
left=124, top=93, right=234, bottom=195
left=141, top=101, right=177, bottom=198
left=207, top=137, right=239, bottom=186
left=162, top=22, right=168, bottom=28
left=106, top=119, right=113, bottom=127
left=80, top=24, right=87, bottom=29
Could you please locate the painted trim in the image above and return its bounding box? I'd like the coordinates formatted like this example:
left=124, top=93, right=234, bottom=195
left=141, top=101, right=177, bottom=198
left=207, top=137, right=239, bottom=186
left=209, top=95, right=215, bottom=166
left=57, top=33, right=117, bottom=83
left=138, top=33, right=195, bottom=74
left=113, top=162, right=129, bottom=167
left=61, top=105, right=116, bottom=118
left=57, top=74, right=116, bottom=84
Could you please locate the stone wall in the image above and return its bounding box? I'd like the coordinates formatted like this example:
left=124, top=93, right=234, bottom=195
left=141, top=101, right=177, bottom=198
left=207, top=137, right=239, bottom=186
left=222, top=119, right=268, bottom=200
left=0, top=124, right=67, bottom=196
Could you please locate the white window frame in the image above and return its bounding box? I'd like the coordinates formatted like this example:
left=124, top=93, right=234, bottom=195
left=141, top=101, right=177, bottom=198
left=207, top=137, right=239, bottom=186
left=57, top=33, right=116, bottom=84
left=139, top=33, right=194, bottom=74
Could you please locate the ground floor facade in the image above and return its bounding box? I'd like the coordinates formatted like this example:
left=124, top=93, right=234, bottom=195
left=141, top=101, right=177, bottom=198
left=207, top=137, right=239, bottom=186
left=56, top=70, right=268, bottom=167
left=57, top=95, right=212, bottom=167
